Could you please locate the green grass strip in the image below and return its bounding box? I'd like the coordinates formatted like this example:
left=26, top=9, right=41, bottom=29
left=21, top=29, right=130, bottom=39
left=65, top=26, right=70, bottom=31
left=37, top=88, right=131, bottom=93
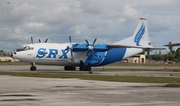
left=1, top=71, right=180, bottom=83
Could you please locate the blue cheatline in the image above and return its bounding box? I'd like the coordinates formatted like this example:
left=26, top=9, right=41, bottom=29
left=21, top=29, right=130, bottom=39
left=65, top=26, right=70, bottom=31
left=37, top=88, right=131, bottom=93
left=98, top=48, right=126, bottom=66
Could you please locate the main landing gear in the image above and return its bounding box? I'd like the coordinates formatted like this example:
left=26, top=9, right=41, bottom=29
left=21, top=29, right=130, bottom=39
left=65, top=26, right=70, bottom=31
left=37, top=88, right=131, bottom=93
left=30, top=62, right=37, bottom=71
left=64, top=66, right=76, bottom=71
left=79, top=60, right=91, bottom=71
left=29, top=61, right=91, bottom=71
left=64, top=61, right=92, bottom=71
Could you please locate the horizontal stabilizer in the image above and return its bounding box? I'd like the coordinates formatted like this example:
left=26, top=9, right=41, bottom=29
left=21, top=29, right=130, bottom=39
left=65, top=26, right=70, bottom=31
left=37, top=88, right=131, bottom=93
left=164, top=43, right=180, bottom=47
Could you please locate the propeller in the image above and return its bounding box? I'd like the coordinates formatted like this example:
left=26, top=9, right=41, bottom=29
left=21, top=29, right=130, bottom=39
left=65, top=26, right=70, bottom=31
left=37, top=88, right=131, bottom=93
left=85, top=38, right=97, bottom=56
left=66, top=36, right=75, bottom=63
left=65, top=36, right=98, bottom=61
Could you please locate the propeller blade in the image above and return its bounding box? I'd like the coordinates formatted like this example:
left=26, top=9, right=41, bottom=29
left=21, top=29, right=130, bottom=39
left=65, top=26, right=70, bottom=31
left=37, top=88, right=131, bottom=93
left=86, top=50, right=97, bottom=57
left=69, top=36, right=71, bottom=44
left=31, top=37, right=33, bottom=43
left=45, top=39, right=48, bottom=43
left=86, top=51, right=90, bottom=56
left=70, top=50, right=73, bottom=60
left=70, top=50, right=75, bottom=64
left=92, top=50, right=97, bottom=56
left=85, top=39, right=89, bottom=46
left=67, top=36, right=75, bottom=64
left=92, top=38, right=97, bottom=45
left=64, top=46, right=69, bottom=50
left=38, top=39, right=42, bottom=43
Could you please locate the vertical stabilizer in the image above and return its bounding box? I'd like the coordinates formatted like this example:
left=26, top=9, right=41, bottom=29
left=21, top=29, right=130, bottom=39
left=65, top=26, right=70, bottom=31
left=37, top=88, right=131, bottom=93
left=114, top=18, right=153, bottom=48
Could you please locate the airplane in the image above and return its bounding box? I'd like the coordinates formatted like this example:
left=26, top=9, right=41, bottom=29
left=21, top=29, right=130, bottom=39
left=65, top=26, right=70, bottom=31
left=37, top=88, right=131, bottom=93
left=164, top=42, right=180, bottom=52
left=11, top=18, right=164, bottom=71
left=164, top=42, right=180, bottom=48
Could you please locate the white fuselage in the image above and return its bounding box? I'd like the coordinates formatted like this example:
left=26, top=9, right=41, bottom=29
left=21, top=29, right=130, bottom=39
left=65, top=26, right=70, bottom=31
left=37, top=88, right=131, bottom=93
left=12, top=43, right=143, bottom=67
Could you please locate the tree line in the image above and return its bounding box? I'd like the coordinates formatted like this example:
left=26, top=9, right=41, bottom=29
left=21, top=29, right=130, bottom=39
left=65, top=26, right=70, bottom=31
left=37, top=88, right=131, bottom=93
left=147, top=47, right=180, bottom=63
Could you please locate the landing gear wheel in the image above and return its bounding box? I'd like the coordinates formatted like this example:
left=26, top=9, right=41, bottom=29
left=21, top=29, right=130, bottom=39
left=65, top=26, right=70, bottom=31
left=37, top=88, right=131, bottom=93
left=80, top=66, right=91, bottom=71
left=64, top=66, right=69, bottom=70
left=86, top=66, right=91, bottom=71
left=64, top=66, right=76, bottom=71
left=79, top=66, right=85, bottom=71
left=79, top=60, right=85, bottom=71
left=71, top=66, right=76, bottom=71
left=30, top=66, right=36, bottom=71
left=79, top=60, right=91, bottom=71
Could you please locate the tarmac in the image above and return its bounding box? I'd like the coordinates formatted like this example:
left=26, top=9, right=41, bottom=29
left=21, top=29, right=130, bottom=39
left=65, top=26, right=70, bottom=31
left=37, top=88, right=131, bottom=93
left=1, top=65, right=180, bottom=78
left=0, top=65, right=180, bottom=106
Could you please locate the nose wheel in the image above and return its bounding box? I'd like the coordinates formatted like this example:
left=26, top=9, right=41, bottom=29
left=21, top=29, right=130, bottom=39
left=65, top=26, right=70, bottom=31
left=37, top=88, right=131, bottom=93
left=30, top=66, right=37, bottom=71
left=30, top=62, right=37, bottom=71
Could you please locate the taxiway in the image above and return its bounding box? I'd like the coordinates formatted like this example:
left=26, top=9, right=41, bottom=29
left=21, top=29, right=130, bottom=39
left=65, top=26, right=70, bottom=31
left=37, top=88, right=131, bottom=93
left=1, top=65, right=180, bottom=78
left=0, top=65, right=180, bottom=106
left=0, top=76, right=180, bottom=106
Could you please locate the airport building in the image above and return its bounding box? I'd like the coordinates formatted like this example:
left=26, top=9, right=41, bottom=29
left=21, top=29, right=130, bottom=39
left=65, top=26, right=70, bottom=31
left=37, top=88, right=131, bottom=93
left=0, top=56, right=14, bottom=62
left=125, top=54, right=146, bottom=63
left=0, top=51, right=14, bottom=62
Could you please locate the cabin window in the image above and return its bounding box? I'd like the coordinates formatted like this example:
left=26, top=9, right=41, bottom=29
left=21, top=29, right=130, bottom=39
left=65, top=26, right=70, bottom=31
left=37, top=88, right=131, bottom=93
left=30, top=47, right=34, bottom=50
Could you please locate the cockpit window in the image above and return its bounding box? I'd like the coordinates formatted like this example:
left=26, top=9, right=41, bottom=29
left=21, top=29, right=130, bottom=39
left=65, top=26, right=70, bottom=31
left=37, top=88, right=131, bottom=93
left=30, top=47, right=34, bottom=50
left=24, top=46, right=29, bottom=51
left=16, top=48, right=24, bottom=52
left=15, top=46, right=34, bottom=52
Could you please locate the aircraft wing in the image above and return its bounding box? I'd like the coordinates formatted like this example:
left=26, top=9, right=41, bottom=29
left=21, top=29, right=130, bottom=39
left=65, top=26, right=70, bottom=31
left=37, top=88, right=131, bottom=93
left=107, top=44, right=148, bottom=48
left=164, top=43, right=180, bottom=47
left=149, top=48, right=166, bottom=50
left=107, top=44, right=166, bottom=51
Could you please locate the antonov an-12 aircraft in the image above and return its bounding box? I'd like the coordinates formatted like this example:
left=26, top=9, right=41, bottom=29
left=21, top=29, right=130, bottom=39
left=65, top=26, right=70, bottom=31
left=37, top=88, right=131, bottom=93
left=11, top=18, right=163, bottom=71
left=164, top=43, right=180, bottom=47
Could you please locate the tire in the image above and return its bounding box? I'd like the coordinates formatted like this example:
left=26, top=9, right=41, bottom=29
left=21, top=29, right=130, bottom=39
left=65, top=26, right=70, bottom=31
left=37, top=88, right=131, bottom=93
left=30, top=66, right=36, bottom=71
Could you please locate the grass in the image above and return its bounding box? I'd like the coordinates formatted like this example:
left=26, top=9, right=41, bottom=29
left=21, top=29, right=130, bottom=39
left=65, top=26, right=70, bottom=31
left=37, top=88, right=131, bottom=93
left=107, top=62, right=180, bottom=67
left=92, top=68, right=167, bottom=71
left=93, top=68, right=180, bottom=72
left=1, top=71, right=180, bottom=83
left=0, top=62, right=29, bottom=65
left=164, top=83, right=180, bottom=87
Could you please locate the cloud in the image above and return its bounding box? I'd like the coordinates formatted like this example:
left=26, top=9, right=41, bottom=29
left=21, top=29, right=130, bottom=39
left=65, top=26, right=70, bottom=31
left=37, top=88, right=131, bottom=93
left=0, top=0, right=180, bottom=53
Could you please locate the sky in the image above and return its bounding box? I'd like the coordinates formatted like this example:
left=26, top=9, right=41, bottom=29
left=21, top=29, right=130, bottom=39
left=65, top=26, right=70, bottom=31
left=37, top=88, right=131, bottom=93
left=0, top=0, right=180, bottom=53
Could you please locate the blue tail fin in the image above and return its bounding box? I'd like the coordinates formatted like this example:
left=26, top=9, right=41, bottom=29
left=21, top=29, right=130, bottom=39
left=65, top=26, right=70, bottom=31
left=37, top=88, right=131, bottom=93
left=114, top=18, right=153, bottom=48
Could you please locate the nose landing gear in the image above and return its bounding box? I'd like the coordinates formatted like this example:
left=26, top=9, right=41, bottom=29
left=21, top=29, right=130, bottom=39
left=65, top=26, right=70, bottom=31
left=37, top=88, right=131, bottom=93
left=30, top=62, right=37, bottom=71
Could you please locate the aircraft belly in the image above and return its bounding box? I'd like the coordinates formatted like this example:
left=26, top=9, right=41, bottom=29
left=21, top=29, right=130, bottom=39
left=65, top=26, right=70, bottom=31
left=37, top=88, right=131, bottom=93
left=123, top=48, right=143, bottom=58
left=34, top=58, right=71, bottom=66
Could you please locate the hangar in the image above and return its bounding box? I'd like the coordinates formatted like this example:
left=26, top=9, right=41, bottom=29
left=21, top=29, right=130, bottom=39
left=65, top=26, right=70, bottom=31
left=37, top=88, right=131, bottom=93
left=125, top=54, right=146, bottom=63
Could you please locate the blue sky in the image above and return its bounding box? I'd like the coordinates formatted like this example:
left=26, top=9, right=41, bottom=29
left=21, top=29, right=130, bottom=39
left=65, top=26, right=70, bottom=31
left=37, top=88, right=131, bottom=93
left=0, top=0, right=180, bottom=53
